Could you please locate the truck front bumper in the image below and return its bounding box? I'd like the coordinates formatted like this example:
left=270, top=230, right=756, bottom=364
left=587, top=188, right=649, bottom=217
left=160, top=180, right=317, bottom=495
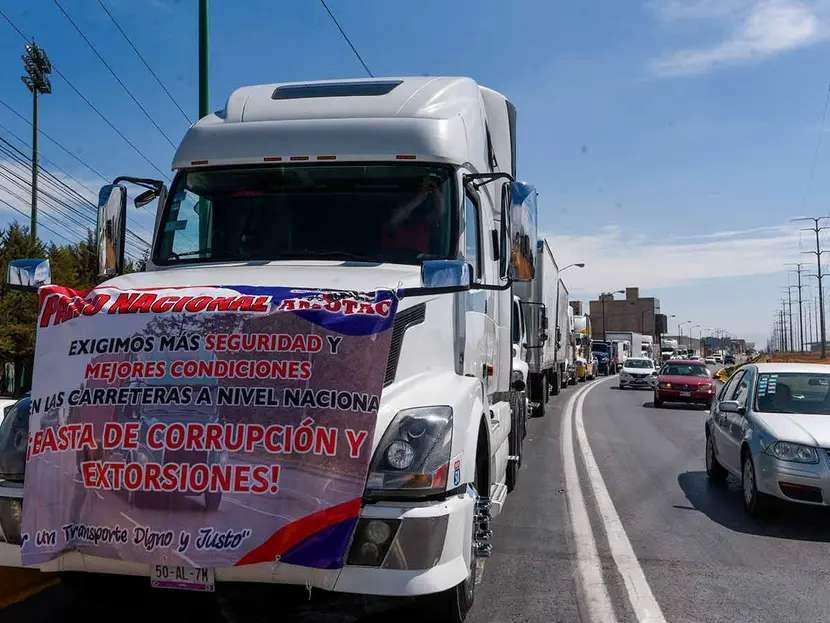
left=0, top=484, right=474, bottom=598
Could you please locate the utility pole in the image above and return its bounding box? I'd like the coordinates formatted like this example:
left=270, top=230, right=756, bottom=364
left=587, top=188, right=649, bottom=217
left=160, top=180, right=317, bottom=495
left=199, top=0, right=209, bottom=118
left=782, top=286, right=797, bottom=352
left=788, top=263, right=806, bottom=351
left=20, top=41, right=52, bottom=241
left=795, top=217, right=830, bottom=358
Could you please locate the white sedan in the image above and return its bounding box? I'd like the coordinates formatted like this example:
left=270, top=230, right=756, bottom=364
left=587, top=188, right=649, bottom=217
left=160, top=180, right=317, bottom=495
left=618, top=357, right=658, bottom=389
left=705, top=363, right=830, bottom=516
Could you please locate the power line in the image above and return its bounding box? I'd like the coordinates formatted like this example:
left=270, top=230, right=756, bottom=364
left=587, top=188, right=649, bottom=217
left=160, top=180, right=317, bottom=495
left=96, top=0, right=192, bottom=125
left=0, top=195, right=86, bottom=247
left=0, top=97, right=109, bottom=182
left=0, top=7, right=170, bottom=180
left=0, top=157, right=148, bottom=254
left=0, top=122, right=158, bottom=247
left=0, top=122, right=100, bottom=197
left=802, top=82, right=830, bottom=211
left=52, top=0, right=177, bottom=149
left=319, top=0, right=373, bottom=77
left=0, top=178, right=141, bottom=261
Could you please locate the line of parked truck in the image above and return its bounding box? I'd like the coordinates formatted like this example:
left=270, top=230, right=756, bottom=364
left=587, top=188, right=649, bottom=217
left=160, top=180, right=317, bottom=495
left=0, top=76, right=598, bottom=621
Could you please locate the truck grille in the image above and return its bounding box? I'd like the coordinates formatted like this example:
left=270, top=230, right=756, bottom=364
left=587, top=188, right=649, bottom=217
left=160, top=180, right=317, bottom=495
left=384, top=304, right=426, bottom=386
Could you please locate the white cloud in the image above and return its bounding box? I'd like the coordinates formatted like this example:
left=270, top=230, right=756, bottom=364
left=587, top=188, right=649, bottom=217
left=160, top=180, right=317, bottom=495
left=651, top=0, right=828, bottom=77
left=545, top=222, right=800, bottom=294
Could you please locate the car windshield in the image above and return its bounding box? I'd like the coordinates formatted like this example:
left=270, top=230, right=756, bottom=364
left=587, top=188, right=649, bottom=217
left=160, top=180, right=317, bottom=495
left=154, top=164, right=457, bottom=265
left=755, top=373, right=830, bottom=415
left=662, top=364, right=709, bottom=377
left=625, top=359, right=653, bottom=369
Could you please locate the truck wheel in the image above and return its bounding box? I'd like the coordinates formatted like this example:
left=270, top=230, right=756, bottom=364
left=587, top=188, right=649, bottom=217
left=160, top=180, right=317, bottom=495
left=421, top=456, right=486, bottom=622
left=549, top=371, right=560, bottom=397
left=529, top=374, right=545, bottom=416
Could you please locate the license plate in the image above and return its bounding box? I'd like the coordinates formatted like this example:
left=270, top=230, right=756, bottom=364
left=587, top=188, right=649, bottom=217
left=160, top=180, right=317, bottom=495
left=151, top=564, right=215, bottom=592
left=680, top=391, right=691, bottom=397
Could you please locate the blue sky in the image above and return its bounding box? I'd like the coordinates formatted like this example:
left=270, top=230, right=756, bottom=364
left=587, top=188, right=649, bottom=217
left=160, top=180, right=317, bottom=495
left=1, top=0, right=830, bottom=346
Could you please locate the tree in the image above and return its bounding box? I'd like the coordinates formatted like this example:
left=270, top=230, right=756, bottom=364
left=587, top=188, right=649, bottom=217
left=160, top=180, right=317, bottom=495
left=0, top=223, right=101, bottom=395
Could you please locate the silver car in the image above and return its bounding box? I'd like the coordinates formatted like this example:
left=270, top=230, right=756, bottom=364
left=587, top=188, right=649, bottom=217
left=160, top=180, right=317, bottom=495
left=705, top=363, right=830, bottom=516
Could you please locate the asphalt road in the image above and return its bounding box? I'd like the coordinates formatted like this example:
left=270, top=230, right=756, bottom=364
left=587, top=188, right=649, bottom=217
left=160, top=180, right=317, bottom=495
left=11, top=363, right=830, bottom=622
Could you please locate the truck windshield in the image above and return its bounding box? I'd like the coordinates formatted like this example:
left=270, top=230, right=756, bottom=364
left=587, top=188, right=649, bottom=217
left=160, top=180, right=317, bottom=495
left=154, top=164, right=457, bottom=265
left=592, top=343, right=609, bottom=353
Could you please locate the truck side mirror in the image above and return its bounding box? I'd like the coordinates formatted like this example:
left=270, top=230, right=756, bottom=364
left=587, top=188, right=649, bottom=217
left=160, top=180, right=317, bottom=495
left=97, top=184, right=127, bottom=278
left=508, top=182, right=537, bottom=282
left=420, top=259, right=472, bottom=290
left=6, top=258, right=50, bottom=292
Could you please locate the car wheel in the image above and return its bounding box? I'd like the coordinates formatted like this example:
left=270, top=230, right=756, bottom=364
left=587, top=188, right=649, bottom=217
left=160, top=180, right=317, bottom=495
left=705, top=433, right=727, bottom=483
left=653, top=394, right=662, bottom=408
left=742, top=453, right=769, bottom=517
left=618, top=383, right=625, bottom=390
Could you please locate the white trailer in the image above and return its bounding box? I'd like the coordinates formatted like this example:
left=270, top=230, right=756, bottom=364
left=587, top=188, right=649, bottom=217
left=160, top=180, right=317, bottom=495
left=606, top=331, right=643, bottom=371
left=513, top=239, right=569, bottom=414
left=0, top=76, right=536, bottom=622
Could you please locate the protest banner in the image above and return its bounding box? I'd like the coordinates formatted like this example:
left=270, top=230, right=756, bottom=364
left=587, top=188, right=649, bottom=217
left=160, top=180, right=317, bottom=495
left=21, top=285, right=395, bottom=569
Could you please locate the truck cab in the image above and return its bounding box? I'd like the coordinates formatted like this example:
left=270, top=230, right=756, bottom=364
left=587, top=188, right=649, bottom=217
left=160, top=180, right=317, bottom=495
left=0, top=77, right=536, bottom=622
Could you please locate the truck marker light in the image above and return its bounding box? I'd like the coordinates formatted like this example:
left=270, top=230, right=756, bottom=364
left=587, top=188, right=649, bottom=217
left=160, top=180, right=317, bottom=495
left=395, top=154, right=416, bottom=160
left=190, top=160, right=208, bottom=165
left=289, top=156, right=309, bottom=161
left=316, top=155, right=336, bottom=160
left=263, top=156, right=282, bottom=162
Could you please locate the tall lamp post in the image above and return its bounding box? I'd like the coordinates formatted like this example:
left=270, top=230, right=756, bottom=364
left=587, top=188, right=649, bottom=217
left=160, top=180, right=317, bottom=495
left=679, top=320, right=692, bottom=354
left=599, top=289, right=624, bottom=341
left=554, top=262, right=585, bottom=352
left=20, top=41, right=52, bottom=241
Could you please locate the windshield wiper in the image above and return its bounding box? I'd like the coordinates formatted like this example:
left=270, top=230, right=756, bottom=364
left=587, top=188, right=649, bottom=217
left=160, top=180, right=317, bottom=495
left=167, top=248, right=213, bottom=260
left=278, top=250, right=380, bottom=262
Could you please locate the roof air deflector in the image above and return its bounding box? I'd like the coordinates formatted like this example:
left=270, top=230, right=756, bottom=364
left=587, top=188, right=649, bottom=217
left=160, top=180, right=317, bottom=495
left=272, top=80, right=403, bottom=100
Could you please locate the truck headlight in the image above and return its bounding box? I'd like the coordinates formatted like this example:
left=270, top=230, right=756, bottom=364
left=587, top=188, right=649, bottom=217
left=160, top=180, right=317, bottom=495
left=765, top=441, right=819, bottom=464
left=365, top=406, right=453, bottom=498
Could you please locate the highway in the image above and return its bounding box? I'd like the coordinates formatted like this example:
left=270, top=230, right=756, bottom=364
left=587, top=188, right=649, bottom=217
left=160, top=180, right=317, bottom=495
left=10, top=367, right=830, bottom=622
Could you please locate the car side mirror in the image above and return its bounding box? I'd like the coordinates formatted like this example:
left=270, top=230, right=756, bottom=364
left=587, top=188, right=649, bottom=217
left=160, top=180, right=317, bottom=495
left=719, top=400, right=744, bottom=414
left=6, top=258, right=50, bottom=292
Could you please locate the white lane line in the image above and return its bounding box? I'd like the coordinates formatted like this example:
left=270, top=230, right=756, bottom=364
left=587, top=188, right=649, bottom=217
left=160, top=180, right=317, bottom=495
left=575, top=380, right=667, bottom=623
left=561, top=380, right=618, bottom=623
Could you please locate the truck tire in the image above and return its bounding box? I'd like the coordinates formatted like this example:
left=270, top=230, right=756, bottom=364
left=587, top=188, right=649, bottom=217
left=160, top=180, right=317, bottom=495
left=529, top=374, right=545, bottom=416
left=507, top=392, right=522, bottom=492
left=421, top=441, right=487, bottom=622
left=560, top=367, right=568, bottom=390
left=549, top=370, right=560, bottom=397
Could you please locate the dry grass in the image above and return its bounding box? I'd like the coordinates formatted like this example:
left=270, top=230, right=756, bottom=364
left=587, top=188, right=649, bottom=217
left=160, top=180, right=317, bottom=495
left=761, top=353, right=830, bottom=364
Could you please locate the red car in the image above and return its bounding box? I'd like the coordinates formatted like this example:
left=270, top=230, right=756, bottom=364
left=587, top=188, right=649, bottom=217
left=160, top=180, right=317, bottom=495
left=654, top=359, right=715, bottom=408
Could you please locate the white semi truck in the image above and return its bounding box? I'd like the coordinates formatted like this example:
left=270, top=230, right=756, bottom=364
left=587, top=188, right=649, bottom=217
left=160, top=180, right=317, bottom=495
left=513, top=239, right=571, bottom=415
left=606, top=331, right=643, bottom=370
left=0, top=76, right=537, bottom=621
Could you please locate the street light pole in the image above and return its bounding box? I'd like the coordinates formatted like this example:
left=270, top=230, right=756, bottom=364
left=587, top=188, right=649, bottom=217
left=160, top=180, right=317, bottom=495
left=599, top=287, right=622, bottom=342
left=20, top=41, right=52, bottom=241
left=199, top=0, right=209, bottom=118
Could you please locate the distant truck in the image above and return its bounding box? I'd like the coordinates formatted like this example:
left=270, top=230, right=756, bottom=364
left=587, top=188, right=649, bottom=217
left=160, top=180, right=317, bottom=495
left=641, top=335, right=654, bottom=360
left=514, top=239, right=570, bottom=415
left=606, top=331, right=643, bottom=371
left=572, top=313, right=594, bottom=381
left=661, top=338, right=678, bottom=362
